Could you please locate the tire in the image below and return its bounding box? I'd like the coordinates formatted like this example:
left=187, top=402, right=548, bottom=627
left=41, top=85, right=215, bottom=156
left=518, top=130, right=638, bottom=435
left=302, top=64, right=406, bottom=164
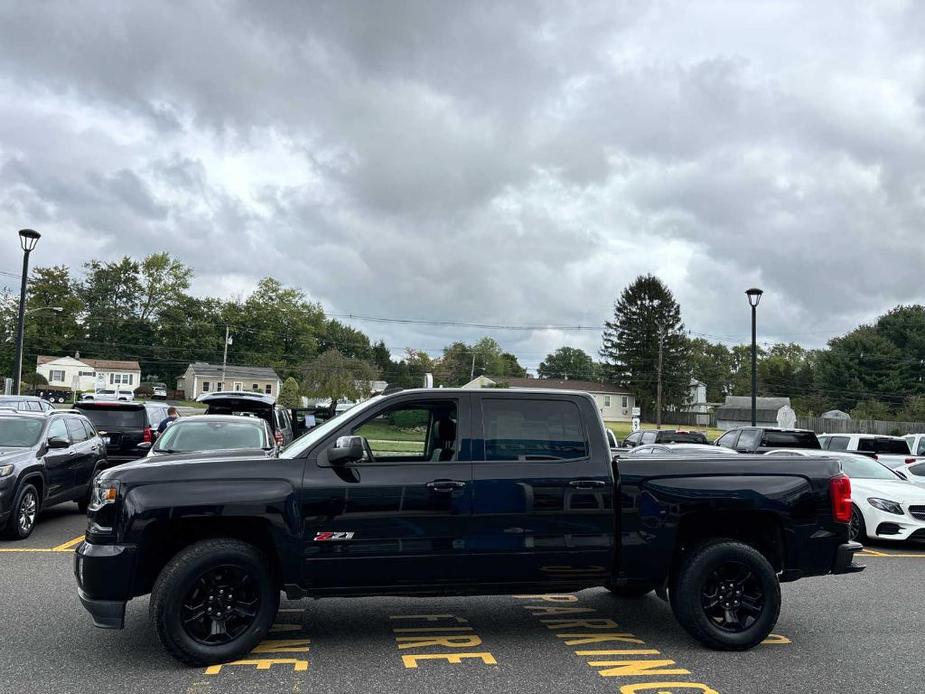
left=606, top=584, right=654, bottom=598
left=150, top=539, right=279, bottom=666
left=849, top=505, right=867, bottom=542
left=2, top=482, right=40, bottom=540
left=671, top=539, right=780, bottom=651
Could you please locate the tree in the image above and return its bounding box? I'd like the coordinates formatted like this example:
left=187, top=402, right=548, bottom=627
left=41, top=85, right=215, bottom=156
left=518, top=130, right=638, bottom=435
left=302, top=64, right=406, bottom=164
left=816, top=326, right=903, bottom=412
left=600, top=275, right=689, bottom=417
left=301, top=350, right=377, bottom=406
left=538, top=346, right=596, bottom=381
left=278, top=377, right=302, bottom=408
left=850, top=399, right=892, bottom=421
left=138, top=253, right=192, bottom=321
left=687, top=338, right=733, bottom=402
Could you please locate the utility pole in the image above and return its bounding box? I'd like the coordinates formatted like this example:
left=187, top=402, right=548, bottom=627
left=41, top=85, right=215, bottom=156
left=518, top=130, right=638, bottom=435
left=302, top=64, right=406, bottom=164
left=656, top=329, right=664, bottom=429
left=469, top=352, right=476, bottom=381
left=221, top=325, right=231, bottom=390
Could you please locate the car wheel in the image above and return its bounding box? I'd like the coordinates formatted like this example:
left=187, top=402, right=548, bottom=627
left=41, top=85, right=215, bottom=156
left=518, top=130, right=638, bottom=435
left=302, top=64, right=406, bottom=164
left=605, top=584, right=654, bottom=598
left=671, top=539, right=780, bottom=651
left=150, top=538, right=279, bottom=666
left=3, top=483, right=40, bottom=540
left=849, top=505, right=867, bottom=542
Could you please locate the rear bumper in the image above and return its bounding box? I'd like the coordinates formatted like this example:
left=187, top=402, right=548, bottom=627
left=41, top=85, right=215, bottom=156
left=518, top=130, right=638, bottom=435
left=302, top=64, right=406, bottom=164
left=74, top=541, right=137, bottom=629
left=831, top=541, right=865, bottom=574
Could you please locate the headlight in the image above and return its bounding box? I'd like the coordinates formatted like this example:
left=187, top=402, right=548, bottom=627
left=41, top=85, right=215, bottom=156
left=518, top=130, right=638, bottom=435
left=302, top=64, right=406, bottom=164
left=88, top=479, right=121, bottom=511
left=0, top=464, right=13, bottom=477
left=867, top=497, right=904, bottom=515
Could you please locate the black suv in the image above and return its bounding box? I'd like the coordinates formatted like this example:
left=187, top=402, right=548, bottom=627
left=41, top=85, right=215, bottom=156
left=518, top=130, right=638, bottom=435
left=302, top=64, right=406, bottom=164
left=715, top=426, right=821, bottom=453
left=623, top=428, right=709, bottom=447
left=0, top=410, right=107, bottom=539
left=73, top=401, right=171, bottom=463
left=197, top=392, right=295, bottom=445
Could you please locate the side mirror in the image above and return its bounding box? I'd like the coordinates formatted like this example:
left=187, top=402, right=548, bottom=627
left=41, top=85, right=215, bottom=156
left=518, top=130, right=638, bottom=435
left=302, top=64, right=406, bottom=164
left=137, top=442, right=152, bottom=450
left=47, top=436, right=70, bottom=449
left=328, top=435, right=365, bottom=464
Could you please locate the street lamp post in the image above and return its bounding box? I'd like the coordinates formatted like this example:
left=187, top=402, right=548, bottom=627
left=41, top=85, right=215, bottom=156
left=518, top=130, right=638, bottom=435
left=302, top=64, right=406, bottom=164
left=745, top=287, right=764, bottom=426
left=12, top=229, right=41, bottom=395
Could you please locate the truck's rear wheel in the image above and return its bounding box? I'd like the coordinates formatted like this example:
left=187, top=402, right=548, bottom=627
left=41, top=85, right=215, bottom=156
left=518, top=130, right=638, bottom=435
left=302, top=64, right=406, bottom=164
left=671, top=539, right=780, bottom=651
left=150, top=539, right=279, bottom=666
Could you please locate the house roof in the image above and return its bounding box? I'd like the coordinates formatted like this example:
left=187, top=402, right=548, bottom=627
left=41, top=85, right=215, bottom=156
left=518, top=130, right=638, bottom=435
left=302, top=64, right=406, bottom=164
left=721, top=396, right=791, bottom=410
left=185, top=362, right=281, bottom=381
left=715, top=408, right=785, bottom=422
left=37, top=355, right=141, bottom=371
left=503, top=377, right=628, bottom=394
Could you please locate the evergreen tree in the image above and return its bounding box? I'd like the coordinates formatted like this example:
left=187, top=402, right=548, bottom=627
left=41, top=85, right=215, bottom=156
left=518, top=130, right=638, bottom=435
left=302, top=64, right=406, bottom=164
left=600, top=274, right=689, bottom=416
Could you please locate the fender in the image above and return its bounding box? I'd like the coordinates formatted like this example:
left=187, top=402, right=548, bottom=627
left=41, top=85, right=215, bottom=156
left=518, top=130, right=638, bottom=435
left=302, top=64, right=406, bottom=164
left=16, top=467, right=48, bottom=507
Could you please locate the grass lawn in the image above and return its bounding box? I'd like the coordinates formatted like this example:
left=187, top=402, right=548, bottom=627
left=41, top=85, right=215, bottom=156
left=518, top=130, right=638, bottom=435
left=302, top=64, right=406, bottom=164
left=368, top=439, right=426, bottom=453
left=605, top=421, right=724, bottom=443
left=356, top=421, right=427, bottom=442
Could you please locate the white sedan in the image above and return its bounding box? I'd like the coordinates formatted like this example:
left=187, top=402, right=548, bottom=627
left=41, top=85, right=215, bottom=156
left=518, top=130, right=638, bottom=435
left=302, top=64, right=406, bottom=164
left=767, top=449, right=925, bottom=542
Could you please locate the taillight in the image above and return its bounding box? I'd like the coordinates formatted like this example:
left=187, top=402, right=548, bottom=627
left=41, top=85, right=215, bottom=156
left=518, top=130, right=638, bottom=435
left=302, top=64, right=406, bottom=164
left=274, top=429, right=284, bottom=446
left=143, top=425, right=153, bottom=444
left=830, top=474, right=852, bottom=524
left=905, top=458, right=916, bottom=465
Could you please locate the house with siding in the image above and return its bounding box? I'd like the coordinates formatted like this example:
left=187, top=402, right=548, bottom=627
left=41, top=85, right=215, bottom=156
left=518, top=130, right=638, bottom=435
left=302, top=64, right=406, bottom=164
left=176, top=362, right=282, bottom=399
left=36, top=355, right=141, bottom=393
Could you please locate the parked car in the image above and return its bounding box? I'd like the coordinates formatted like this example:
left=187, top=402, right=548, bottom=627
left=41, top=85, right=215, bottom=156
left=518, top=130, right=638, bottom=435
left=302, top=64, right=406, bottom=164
left=765, top=448, right=925, bottom=543
left=73, top=401, right=171, bottom=463
left=0, top=395, right=55, bottom=414
left=818, top=433, right=918, bottom=470
left=904, top=460, right=925, bottom=489
left=902, top=433, right=925, bottom=457
left=148, top=415, right=277, bottom=459
left=151, top=383, right=168, bottom=400
left=623, top=443, right=739, bottom=457
left=622, top=429, right=709, bottom=447
left=76, top=387, right=863, bottom=665
left=0, top=409, right=107, bottom=539
left=716, top=427, right=821, bottom=453
left=81, top=389, right=134, bottom=402
left=197, top=391, right=294, bottom=445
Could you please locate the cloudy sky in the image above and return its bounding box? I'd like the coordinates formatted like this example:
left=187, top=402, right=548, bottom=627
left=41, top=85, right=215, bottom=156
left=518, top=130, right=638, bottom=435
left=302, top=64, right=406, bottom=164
left=1, top=0, right=924, bottom=371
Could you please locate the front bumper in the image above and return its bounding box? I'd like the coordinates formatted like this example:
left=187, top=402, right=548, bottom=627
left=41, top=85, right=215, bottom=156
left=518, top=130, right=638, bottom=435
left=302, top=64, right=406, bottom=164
left=832, top=541, right=865, bottom=574
left=861, top=504, right=925, bottom=541
left=73, top=541, right=137, bottom=630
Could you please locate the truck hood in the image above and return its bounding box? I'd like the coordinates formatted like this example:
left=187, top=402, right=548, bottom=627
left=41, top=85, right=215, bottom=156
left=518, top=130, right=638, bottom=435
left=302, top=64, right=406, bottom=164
left=0, top=447, right=37, bottom=465
left=850, top=478, right=925, bottom=505
left=98, top=450, right=273, bottom=483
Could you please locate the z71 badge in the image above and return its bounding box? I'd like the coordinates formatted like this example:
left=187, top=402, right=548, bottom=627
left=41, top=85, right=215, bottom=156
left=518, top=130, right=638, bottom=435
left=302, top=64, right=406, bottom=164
left=313, top=531, right=355, bottom=541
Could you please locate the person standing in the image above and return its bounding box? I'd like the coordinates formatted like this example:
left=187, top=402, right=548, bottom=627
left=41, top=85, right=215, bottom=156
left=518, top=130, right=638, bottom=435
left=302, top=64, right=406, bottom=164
left=157, top=407, right=179, bottom=435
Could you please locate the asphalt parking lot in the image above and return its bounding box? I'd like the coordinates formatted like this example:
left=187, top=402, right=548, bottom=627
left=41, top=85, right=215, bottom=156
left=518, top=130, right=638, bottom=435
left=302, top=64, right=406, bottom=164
left=1, top=506, right=922, bottom=694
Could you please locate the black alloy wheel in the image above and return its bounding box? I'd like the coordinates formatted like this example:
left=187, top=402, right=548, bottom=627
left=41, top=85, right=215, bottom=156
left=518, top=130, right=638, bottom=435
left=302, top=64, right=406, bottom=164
left=181, top=565, right=261, bottom=645
left=700, top=561, right=764, bottom=633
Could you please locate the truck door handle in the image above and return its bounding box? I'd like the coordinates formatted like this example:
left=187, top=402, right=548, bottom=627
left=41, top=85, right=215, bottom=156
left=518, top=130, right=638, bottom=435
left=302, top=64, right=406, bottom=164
left=569, top=479, right=606, bottom=489
left=67, top=450, right=77, bottom=456
left=426, top=480, right=467, bottom=492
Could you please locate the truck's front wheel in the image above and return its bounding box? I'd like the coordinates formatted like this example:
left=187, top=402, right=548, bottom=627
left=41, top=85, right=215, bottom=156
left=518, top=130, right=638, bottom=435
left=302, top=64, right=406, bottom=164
left=671, top=540, right=780, bottom=651
left=150, top=539, right=280, bottom=666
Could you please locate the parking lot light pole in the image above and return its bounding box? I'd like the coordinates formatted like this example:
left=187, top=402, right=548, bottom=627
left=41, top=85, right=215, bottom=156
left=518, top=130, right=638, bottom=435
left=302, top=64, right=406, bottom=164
left=745, top=287, right=764, bottom=426
left=12, top=229, right=41, bottom=395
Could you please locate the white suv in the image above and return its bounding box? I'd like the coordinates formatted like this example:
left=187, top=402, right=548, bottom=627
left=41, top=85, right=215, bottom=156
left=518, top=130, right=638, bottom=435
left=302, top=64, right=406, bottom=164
left=903, top=433, right=925, bottom=457
left=818, top=433, right=918, bottom=470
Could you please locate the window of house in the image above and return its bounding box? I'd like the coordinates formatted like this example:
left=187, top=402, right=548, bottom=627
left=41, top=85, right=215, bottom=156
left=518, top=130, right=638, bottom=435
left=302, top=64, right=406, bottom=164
left=50, top=369, right=65, bottom=382
left=252, top=384, right=260, bottom=391
left=127, top=374, right=133, bottom=385
left=202, top=381, right=211, bottom=393
left=482, top=398, right=587, bottom=461
left=603, top=395, right=611, bottom=407
left=79, top=371, right=94, bottom=377
left=265, top=384, right=272, bottom=394
left=217, top=382, right=224, bottom=391
left=622, top=396, right=628, bottom=408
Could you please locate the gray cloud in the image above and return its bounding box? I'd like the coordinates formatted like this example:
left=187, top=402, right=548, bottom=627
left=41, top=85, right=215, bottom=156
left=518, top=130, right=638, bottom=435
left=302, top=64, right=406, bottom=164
left=1, top=0, right=924, bottom=370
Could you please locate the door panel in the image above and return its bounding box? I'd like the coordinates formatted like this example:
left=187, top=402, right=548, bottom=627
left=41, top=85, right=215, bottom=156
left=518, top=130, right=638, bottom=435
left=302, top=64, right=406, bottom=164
left=300, top=396, right=471, bottom=590
left=468, top=396, right=614, bottom=586
left=43, top=418, right=74, bottom=501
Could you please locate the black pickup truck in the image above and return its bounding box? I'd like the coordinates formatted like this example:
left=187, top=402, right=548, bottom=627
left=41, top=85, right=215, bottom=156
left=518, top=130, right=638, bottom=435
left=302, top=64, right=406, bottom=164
left=74, top=388, right=863, bottom=666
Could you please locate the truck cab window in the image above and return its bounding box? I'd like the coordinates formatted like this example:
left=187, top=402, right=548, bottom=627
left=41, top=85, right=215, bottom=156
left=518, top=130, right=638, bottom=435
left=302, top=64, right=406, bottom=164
left=482, top=399, right=586, bottom=461
left=352, top=401, right=458, bottom=463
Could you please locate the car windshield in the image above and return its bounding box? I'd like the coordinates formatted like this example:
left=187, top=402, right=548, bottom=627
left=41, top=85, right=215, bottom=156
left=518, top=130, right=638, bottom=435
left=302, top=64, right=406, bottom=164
left=75, top=406, right=145, bottom=429
left=762, top=431, right=820, bottom=449
left=279, top=396, right=382, bottom=459
left=658, top=431, right=707, bottom=444
left=838, top=455, right=902, bottom=480
left=155, top=420, right=267, bottom=452
left=0, top=417, right=45, bottom=447
left=856, top=438, right=911, bottom=455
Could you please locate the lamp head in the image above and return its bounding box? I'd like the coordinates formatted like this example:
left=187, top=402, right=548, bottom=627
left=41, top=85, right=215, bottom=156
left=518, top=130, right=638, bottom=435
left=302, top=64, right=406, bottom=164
left=745, top=287, right=764, bottom=308
left=18, top=229, right=40, bottom=252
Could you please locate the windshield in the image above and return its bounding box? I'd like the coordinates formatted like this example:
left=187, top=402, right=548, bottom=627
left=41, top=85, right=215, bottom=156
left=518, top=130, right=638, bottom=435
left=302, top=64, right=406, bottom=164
left=838, top=454, right=902, bottom=480
left=0, top=417, right=45, bottom=447
left=857, top=438, right=910, bottom=455
left=155, top=420, right=268, bottom=452
left=75, top=406, right=145, bottom=429
left=279, top=396, right=381, bottom=458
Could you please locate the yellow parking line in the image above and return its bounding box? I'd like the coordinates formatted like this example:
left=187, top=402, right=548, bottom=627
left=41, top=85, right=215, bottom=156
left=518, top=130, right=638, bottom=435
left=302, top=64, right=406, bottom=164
left=52, top=535, right=85, bottom=551
left=0, top=548, right=63, bottom=553
left=858, top=548, right=925, bottom=558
